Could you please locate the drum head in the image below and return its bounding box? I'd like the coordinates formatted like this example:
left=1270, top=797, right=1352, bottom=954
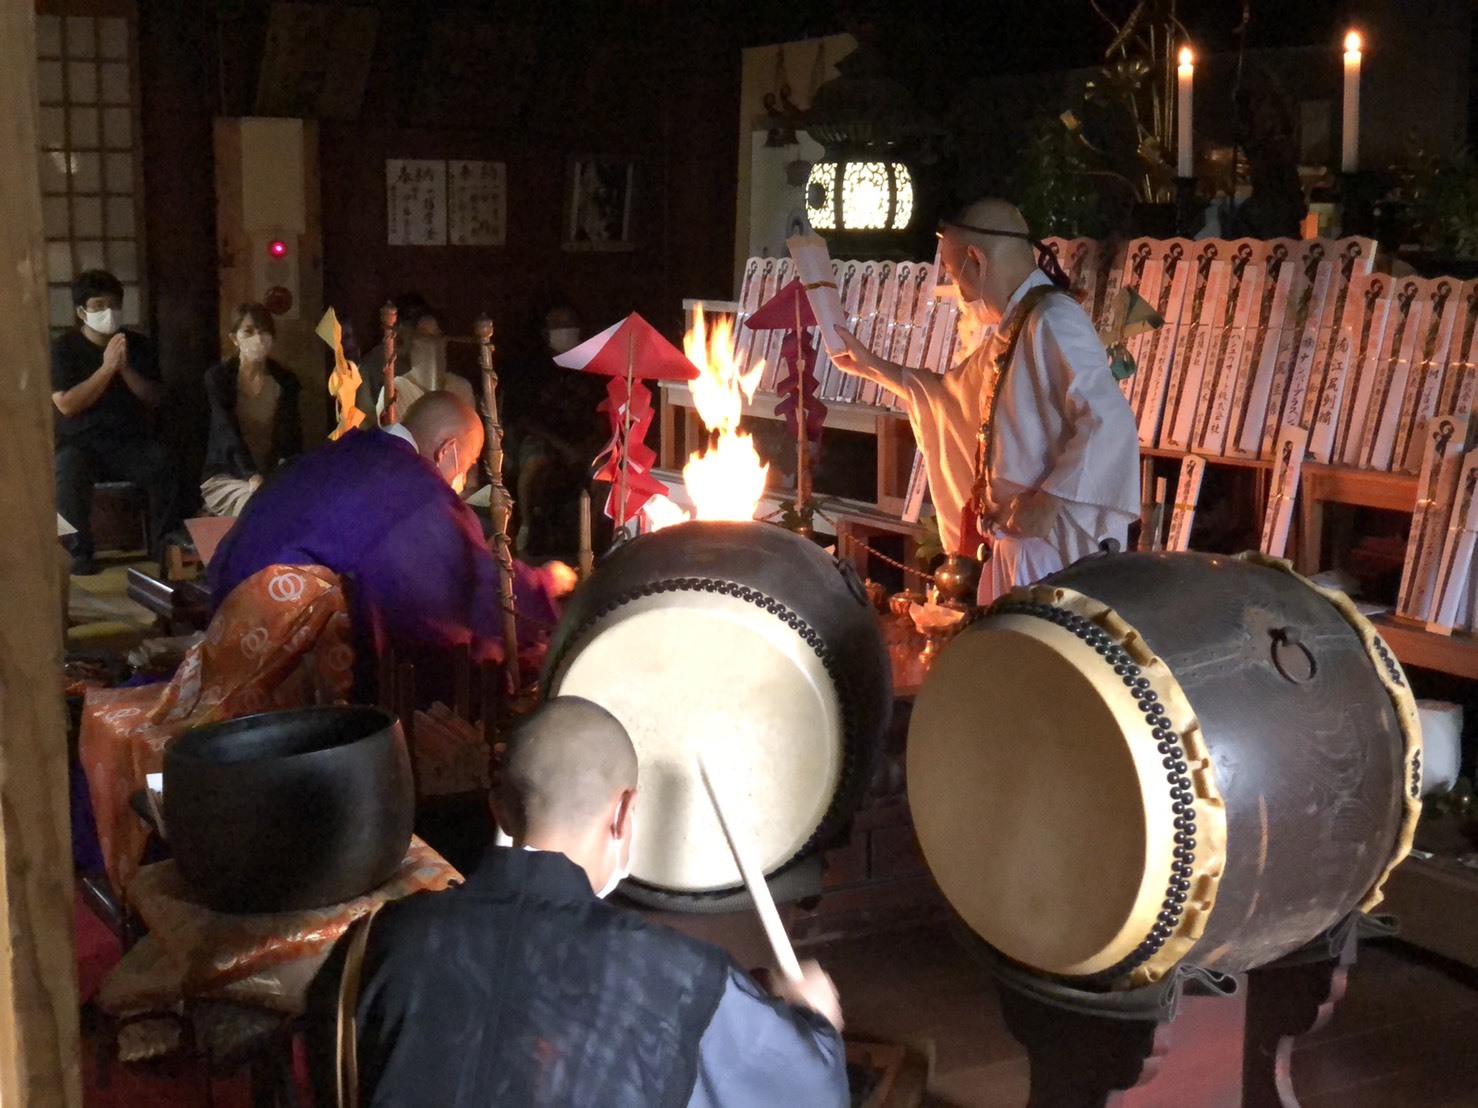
left=551, top=589, right=843, bottom=893
left=907, top=613, right=1178, bottom=977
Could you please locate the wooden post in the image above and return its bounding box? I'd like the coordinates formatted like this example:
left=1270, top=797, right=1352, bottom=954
left=380, top=301, right=399, bottom=426
left=474, top=315, right=521, bottom=696
left=0, top=4, right=83, bottom=1105
left=794, top=297, right=812, bottom=517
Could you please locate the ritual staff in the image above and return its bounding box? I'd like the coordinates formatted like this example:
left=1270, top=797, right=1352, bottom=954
left=833, top=199, right=1140, bottom=602
left=343, top=696, right=849, bottom=1107
left=200, top=302, right=304, bottom=517
left=208, top=391, right=569, bottom=696
left=51, top=269, right=183, bottom=574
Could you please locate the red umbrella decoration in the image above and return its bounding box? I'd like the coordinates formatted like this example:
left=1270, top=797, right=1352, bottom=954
left=554, top=313, right=701, bottom=525
left=744, top=277, right=826, bottom=512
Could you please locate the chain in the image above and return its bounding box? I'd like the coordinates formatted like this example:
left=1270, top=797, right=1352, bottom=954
left=810, top=504, right=936, bottom=585
left=499, top=602, right=559, bottom=635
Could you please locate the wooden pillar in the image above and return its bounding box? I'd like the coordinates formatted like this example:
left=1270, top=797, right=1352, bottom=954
left=0, top=5, right=84, bottom=1106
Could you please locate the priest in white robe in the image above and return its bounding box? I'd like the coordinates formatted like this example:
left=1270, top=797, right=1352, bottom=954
left=833, top=198, right=1140, bottom=604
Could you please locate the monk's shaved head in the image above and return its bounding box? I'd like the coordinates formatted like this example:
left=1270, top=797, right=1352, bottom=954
left=401, top=391, right=483, bottom=487
left=500, top=697, right=638, bottom=839
left=948, top=198, right=1035, bottom=267
left=939, top=197, right=1039, bottom=316
left=403, top=391, right=483, bottom=456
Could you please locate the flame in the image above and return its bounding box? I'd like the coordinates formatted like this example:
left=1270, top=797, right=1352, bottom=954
left=1178, top=45, right=1193, bottom=68
left=1344, top=30, right=1361, bottom=54
left=644, top=308, right=770, bottom=530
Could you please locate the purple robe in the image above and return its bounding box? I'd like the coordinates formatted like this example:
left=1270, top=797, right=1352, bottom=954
left=209, top=429, right=543, bottom=677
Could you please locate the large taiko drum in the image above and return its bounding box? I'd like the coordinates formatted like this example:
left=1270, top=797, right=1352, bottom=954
left=907, top=550, right=1422, bottom=989
left=543, top=520, right=892, bottom=903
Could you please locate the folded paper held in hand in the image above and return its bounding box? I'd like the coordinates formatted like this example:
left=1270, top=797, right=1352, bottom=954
left=787, top=234, right=850, bottom=360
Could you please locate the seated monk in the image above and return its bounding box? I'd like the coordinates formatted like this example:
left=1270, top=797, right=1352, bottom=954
left=208, top=391, right=570, bottom=702
left=340, top=697, right=849, bottom=1107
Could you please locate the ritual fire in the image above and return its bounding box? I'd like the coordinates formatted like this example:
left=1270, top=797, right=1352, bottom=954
left=642, top=309, right=769, bottom=529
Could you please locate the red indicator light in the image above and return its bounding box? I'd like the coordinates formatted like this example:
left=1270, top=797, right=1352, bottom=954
left=268, top=239, right=288, bottom=257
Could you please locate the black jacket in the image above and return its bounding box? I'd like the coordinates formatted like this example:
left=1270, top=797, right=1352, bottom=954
left=355, top=847, right=731, bottom=1107
left=201, top=358, right=303, bottom=480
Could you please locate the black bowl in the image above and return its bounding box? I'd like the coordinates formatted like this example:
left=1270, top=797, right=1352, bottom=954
left=163, top=706, right=413, bottom=913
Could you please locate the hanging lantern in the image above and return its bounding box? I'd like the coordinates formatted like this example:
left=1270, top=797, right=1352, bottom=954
left=805, top=160, right=914, bottom=232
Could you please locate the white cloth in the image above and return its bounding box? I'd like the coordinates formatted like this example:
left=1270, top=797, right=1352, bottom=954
left=382, top=422, right=417, bottom=448
left=376, top=367, right=475, bottom=419
left=900, top=270, right=1140, bottom=604
left=200, top=474, right=257, bottom=518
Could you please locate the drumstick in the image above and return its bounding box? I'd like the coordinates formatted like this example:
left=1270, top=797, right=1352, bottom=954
left=695, top=752, right=804, bottom=983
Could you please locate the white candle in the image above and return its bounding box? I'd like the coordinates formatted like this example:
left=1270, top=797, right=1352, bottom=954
left=1342, top=31, right=1362, bottom=172
left=1177, top=46, right=1194, bottom=178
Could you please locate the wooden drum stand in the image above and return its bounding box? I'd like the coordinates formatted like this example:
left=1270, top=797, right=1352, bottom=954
left=973, top=912, right=1395, bottom=1107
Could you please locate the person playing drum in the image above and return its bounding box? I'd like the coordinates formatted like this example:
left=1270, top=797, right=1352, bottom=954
left=832, top=198, right=1141, bottom=603
left=342, top=696, right=849, bottom=1107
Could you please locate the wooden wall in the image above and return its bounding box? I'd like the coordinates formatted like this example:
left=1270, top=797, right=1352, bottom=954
left=319, top=4, right=742, bottom=373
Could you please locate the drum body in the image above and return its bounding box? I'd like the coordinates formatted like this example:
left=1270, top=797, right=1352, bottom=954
left=908, top=551, right=1421, bottom=988
left=543, top=520, right=891, bottom=901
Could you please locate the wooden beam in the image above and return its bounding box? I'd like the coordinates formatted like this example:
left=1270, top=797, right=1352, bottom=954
left=0, top=5, right=84, bottom=1106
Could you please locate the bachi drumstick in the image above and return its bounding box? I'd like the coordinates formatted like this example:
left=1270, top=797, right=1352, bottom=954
left=695, top=752, right=803, bottom=983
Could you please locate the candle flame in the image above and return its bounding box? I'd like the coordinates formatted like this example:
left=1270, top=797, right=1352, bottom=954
left=1345, top=30, right=1361, bottom=54
left=1178, top=46, right=1193, bottom=67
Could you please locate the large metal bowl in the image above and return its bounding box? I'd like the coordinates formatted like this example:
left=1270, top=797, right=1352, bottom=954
left=163, top=705, right=413, bottom=913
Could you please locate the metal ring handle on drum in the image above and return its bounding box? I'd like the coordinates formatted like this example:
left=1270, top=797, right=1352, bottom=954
left=1269, top=627, right=1317, bottom=684
left=1237, top=552, right=1423, bottom=914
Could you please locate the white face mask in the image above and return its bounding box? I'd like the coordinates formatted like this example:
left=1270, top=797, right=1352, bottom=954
left=547, top=327, right=581, bottom=354
left=238, top=333, right=272, bottom=363
left=440, top=441, right=465, bottom=493
left=83, top=308, right=122, bottom=336
left=596, top=811, right=634, bottom=899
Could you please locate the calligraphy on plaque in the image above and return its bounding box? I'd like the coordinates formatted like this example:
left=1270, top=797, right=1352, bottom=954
left=386, top=159, right=447, bottom=246
left=448, top=160, right=507, bottom=247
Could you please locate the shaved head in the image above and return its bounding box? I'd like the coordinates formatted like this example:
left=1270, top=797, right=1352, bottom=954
left=401, top=391, right=483, bottom=488
left=939, top=197, right=1039, bottom=317
left=500, top=697, right=638, bottom=840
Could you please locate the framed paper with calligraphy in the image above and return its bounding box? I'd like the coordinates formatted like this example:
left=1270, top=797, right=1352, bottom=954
left=563, top=159, right=634, bottom=252
left=448, top=160, right=507, bottom=247
left=386, top=159, right=447, bottom=246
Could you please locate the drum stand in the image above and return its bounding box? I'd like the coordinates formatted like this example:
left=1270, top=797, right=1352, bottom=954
left=970, top=913, right=1395, bottom=1107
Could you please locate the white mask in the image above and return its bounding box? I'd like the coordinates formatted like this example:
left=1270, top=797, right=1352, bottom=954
left=238, top=333, right=272, bottom=363
left=440, top=441, right=465, bottom=493
left=83, top=308, right=122, bottom=336
left=548, top=327, right=581, bottom=354
left=596, top=811, right=634, bottom=899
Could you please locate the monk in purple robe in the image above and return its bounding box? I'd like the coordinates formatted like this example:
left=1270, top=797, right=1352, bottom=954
left=209, top=392, right=565, bottom=697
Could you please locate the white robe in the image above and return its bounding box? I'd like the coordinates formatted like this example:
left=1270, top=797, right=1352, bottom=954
left=900, top=270, right=1141, bottom=604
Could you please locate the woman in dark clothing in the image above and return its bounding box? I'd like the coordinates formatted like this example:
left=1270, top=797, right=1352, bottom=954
left=200, top=303, right=303, bottom=516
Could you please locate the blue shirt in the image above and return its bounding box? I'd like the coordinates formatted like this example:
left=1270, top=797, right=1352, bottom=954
left=688, top=966, right=849, bottom=1107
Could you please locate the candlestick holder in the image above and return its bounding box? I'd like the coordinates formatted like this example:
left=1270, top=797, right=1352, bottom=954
left=1174, top=177, right=1201, bottom=238
left=1337, top=170, right=1383, bottom=239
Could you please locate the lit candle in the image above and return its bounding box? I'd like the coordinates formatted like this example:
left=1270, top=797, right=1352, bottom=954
left=1342, top=30, right=1362, bottom=172
left=1177, top=46, right=1194, bottom=178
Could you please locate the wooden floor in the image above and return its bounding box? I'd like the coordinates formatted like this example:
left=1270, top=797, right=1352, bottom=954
left=812, top=924, right=1478, bottom=1107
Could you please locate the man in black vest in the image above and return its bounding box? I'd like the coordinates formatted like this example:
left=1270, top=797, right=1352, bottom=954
left=351, top=696, right=849, bottom=1106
